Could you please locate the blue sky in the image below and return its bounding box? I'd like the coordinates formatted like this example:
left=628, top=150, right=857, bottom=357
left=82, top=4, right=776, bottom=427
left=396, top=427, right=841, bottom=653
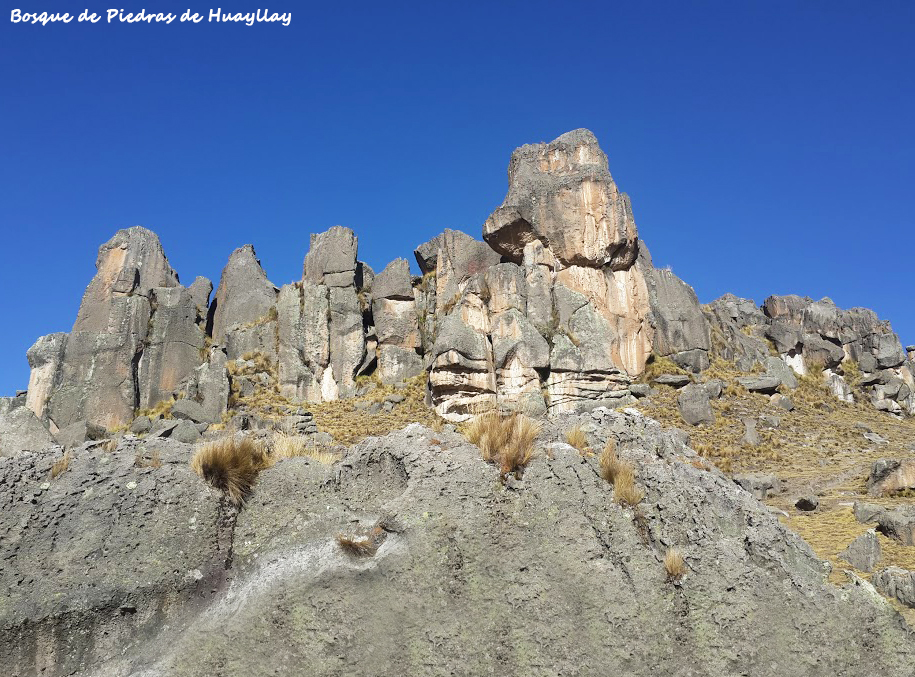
left=1, top=1, right=913, bottom=394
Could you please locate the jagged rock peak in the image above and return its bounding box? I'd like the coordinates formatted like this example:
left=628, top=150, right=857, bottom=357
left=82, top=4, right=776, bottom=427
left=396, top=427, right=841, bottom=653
left=483, top=128, right=639, bottom=270
left=210, top=244, right=277, bottom=344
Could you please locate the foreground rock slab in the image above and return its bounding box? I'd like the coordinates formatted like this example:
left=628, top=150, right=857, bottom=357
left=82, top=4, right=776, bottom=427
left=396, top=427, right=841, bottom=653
left=1, top=411, right=913, bottom=676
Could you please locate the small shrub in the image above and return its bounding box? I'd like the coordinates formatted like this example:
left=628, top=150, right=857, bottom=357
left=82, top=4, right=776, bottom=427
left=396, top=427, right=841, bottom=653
left=190, top=436, right=269, bottom=506
left=50, top=452, right=70, bottom=479
left=599, top=438, right=624, bottom=483
left=664, top=548, right=686, bottom=581
left=613, top=464, right=644, bottom=507
left=565, top=426, right=589, bottom=454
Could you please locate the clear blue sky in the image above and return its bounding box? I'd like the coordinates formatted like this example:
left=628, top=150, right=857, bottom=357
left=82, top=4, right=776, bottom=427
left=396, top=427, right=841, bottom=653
left=1, top=1, right=912, bottom=395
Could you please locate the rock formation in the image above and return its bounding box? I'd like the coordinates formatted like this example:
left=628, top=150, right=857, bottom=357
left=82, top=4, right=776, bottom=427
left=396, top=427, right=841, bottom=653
left=15, top=129, right=912, bottom=435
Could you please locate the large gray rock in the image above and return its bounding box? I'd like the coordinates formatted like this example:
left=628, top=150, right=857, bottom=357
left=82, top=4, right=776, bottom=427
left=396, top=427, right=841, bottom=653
left=0, top=439, right=232, bottom=675
left=184, top=347, right=230, bottom=423
left=868, top=458, right=915, bottom=497
left=187, top=276, right=213, bottom=311
left=210, top=245, right=277, bottom=344
left=2, top=411, right=911, bottom=675
left=372, top=260, right=423, bottom=384
left=433, top=228, right=501, bottom=304
left=875, top=506, right=915, bottom=545
left=277, top=281, right=331, bottom=402
left=677, top=383, right=715, bottom=426
left=25, top=333, right=68, bottom=423
left=764, top=356, right=798, bottom=389
left=54, top=419, right=107, bottom=449
left=873, top=567, right=915, bottom=608
left=0, top=406, right=55, bottom=457
left=483, top=129, right=638, bottom=270
left=839, top=530, right=881, bottom=573
left=303, top=225, right=358, bottom=286
left=47, top=227, right=179, bottom=431
left=138, top=286, right=205, bottom=409
left=640, top=250, right=711, bottom=373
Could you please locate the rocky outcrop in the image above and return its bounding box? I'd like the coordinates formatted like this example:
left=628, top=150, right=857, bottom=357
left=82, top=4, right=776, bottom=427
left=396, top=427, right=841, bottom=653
left=138, top=286, right=205, bottom=410
left=705, top=292, right=914, bottom=415
left=2, top=411, right=913, bottom=676
left=47, top=227, right=180, bottom=430
left=372, top=258, right=422, bottom=384
left=25, top=333, right=67, bottom=423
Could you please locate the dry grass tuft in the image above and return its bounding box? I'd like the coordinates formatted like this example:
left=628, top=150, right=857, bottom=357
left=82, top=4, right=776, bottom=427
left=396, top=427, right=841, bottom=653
left=50, top=452, right=70, bottom=479
left=640, top=353, right=688, bottom=382
left=613, top=463, right=644, bottom=507
left=336, top=533, right=378, bottom=556
left=465, top=410, right=541, bottom=480
left=190, top=435, right=269, bottom=506
left=269, top=432, right=339, bottom=465
left=97, top=438, right=118, bottom=453
left=664, top=548, right=686, bottom=581
left=599, top=438, right=625, bottom=484
left=565, top=426, right=590, bottom=454
left=137, top=396, right=175, bottom=421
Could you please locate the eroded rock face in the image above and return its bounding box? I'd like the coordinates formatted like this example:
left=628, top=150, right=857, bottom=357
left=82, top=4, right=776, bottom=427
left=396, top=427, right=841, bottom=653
left=372, top=259, right=422, bottom=385
left=0, top=406, right=54, bottom=457
left=138, top=286, right=205, bottom=410
left=483, top=129, right=638, bottom=269
left=210, top=244, right=277, bottom=345
left=2, top=412, right=913, bottom=676
left=47, top=227, right=179, bottom=430
left=705, top=292, right=914, bottom=415
left=25, top=333, right=68, bottom=423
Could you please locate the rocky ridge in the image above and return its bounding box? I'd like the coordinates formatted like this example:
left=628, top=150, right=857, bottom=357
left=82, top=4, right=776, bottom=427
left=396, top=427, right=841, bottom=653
left=5, top=128, right=910, bottom=456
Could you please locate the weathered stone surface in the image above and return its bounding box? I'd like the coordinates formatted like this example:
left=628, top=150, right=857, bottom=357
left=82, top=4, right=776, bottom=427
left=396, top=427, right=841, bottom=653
left=3, top=412, right=910, bottom=675
left=276, top=281, right=330, bottom=402
left=677, top=384, right=714, bottom=426
left=873, top=567, right=915, bottom=608
left=170, top=399, right=209, bottom=424
left=765, top=356, right=798, bottom=389
left=429, top=312, right=495, bottom=420
left=48, top=227, right=178, bottom=431
left=770, top=393, right=795, bottom=411
left=169, top=419, right=201, bottom=444
left=733, top=473, right=781, bottom=500
left=0, top=407, right=54, bottom=457
left=839, top=530, right=880, bottom=572
left=372, top=258, right=414, bottom=301
left=741, top=417, right=761, bottom=446
left=54, top=420, right=107, bottom=449
left=739, top=376, right=781, bottom=394
left=483, top=129, right=638, bottom=270
left=187, top=276, right=212, bottom=311
left=138, top=286, right=205, bottom=409
left=0, top=439, right=231, bottom=675
left=854, top=501, right=887, bottom=524
left=130, top=416, right=151, bottom=434
left=328, top=286, right=365, bottom=397
left=434, top=229, right=501, bottom=305
left=875, top=506, right=915, bottom=545
left=640, top=254, right=711, bottom=372
left=867, top=458, right=915, bottom=497
left=703, top=294, right=769, bottom=371
left=413, top=233, right=443, bottom=275
left=795, top=495, right=819, bottom=511
left=225, top=319, right=277, bottom=363
left=25, top=333, right=68, bottom=423
left=652, top=373, right=691, bottom=388
left=184, top=347, right=230, bottom=423
left=210, top=245, right=277, bottom=344
left=303, top=226, right=358, bottom=285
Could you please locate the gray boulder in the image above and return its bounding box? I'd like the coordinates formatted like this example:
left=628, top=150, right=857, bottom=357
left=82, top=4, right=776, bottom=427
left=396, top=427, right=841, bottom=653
left=169, top=419, right=201, bottom=444
left=739, top=376, right=781, bottom=394
left=765, top=356, right=798, bottom=389
left=170, top=399, right=209, bottom=424
left=733, top=473, right=781, bottom=500
left=677, top=384, right=715, bottom=426
left=652, top=374, right=691, bottom=388
left=868, top=458, right=915, bottom=497
left=875, top=506, right=915, bottom=545
left=873, top=567, right=915, bottom=608
left=0, top=407, right=55, bottom=457
left=25, top=333, right=68, bottom=422
left=741, top=418, right=761, bottom=446
left=187, top=276, right=213, bottom=311
left=839, top=530, right=881, bottom=572
left=54, top=420, right=108, bottom=449
left=303, top=225, right=358, bottom=286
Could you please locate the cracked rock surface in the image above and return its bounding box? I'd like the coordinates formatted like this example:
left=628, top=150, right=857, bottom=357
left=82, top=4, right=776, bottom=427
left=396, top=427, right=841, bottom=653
left=2, top=411, right=914, bottom=676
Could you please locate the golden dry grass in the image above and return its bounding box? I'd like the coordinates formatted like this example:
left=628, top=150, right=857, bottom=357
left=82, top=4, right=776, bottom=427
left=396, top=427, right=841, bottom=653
left=599, top=438, right=625, bottom=484
left=336, top=533, right=378, bottom=556
left=613, top=464, right=644, bottom=507
left=464, top=410, right=541, bottom=480
left=664, top=548, right=687, bottom=581
left=136, top=396, right=175, bottom=421
left=269, top=432, right=339, bottom=465
left=565, top=426, right=589, bottom=454
left=50, top=452, right=70, bottom=479
left=640, top=353, right=688, bottom=382
left=190, top=435, right=269, bottom=506
left=97, top=438, right=118, bottom=453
